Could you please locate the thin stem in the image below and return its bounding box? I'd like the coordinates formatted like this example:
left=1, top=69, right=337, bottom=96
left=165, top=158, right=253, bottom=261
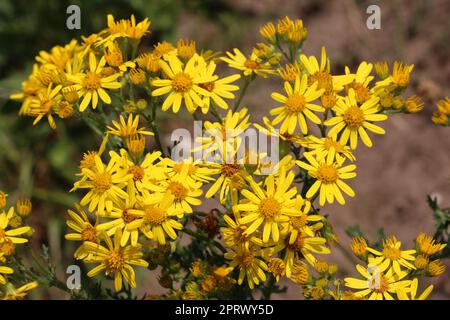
left=232, top=79, right=251, bottom=112
left=320, top=109, right=329, bottom=137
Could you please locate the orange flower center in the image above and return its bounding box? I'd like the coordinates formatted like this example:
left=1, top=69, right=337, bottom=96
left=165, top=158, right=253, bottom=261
left=259, top=197, right=280, bottom=218
left=144, top=206, right=165, bottom=225
left=310, top=71, right=333, bottom=91
left=285, top=93, right=306, bottom=113
left=92, top=172, right=112, bottom=192
left=382, top=246, right=401, bottom=260
left=315, top=164, right=339, bottom=184
left=128, top=165, right=145, bottom=181
left=220, top=164, right=240, bottom=177
left=81, top=225, right=97, bottom=242
left=105, top=251, right=124, bottom=273
left=83, top=72, right=102, bottom=90
left=343, top=106, right=365, bottom=129
left=168, top=181, right=188, bottom=201
left=172, top=72, right=193, bottom=92
left=199, top=81, right=215, bottom=92
left=244, top=59, right=260, bottom=70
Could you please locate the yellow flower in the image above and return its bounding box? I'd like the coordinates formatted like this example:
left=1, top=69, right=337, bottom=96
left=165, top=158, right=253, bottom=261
left=260, top=22, right=276, bottom=42
left=68, top=53, right=122, bottom=112
left=397, top=278, right=433, bottom=300
left=391, top=61, right=414, bottom=87
left=415, top=232, right=447, bottom=256
left=344, top=62, right=374, bottom=103
left=432, top=97, right=450, bottom=126
left=166, top=158, right=215, bottom=190
left=1, top=281, right=38, bottom=300
left=197, top=60, right=240, bottom=113
left=105, top=14, right=151, bottom=41
left=325, top=89, right=387, bottom=149
left=296, top=152, right=356, bottom=206
left=268, top=258, right=285, bottom=281
left=277, top=63, right=301, bottom=82
left=83, top=229, right=148, bottom=292
left=428, top=259, right=446, bottom=276
left=270, top=74, right=324, bottom=134
left=72, top=153, right=132, bottom=213
left=221, top=212, right=263, bottom=250
left=234, top=167, right=300, bottom=243
left=300, top=47, right=353, bottom=92
left=0, top=191, right=7, bottom=210
left=151, top=54, right=214, bottom=113
left=195, top=108, right=251, bottom=160
left=96, top=184, right=143, bottom=247
left=280, top=196, right=323, bottom=242
left=205, top=162, right=247, bottom=205
left=350, top=236, right=368, bottom=259
left=221, top=49, right=275, bottom=78
left=177, top=39, right=196, bottom=60
left=65, top=205, right=98, bottom=243
left=224, top=246, right=268, bottom=289
left=344, top=264, right=411, bottom=300
left=16, top=199, right=32, bottom=217
left=26, top=84, right=62, bottom=129
left=404, top=95, right=424, bottom=113
left=300, top=135, right=356, bottom=163
left=0, top=264, right=13, bottom=285
left=107, top=114, right=154, bottom=138
left=147, top=176, right=202, bottom=214
left=367, top=236, right=416, bottom=275
left=127, top=195, right=183, bottom=245
left=0, top=208, right=31, bottom=244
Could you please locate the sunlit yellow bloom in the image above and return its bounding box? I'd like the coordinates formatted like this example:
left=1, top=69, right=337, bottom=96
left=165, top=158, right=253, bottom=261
left=15, top=199, right=32, bottom=217
left=205, top=162, right=247, bottom=204
left=107, top=114, right=153, bottom=138
left=221, top=49, right=275, bottom=78
left=428, top=259, right=446, bottom=276
left=83, top=229, right=148, bottom=292
left=153, top=41, right=176, bottom=59
left=376, top=61, right=414, bottom=88
left=325, top=89, right=386, bottom=149
left=65, top=204, right=98, bottom=259
left=196, top=108, right=251, bottom=160
left=277, top=63, right=300, bottom=82
left=165, top=158, right=215, bottom=190
left=367, top=236, right=416, bottom=275
left=404, top=95, right=424, bottom=113
left=177, top=39, right=196, bottom=60
left=197, top=60, right=240, bottom=113
left=374, top=61, right=389, bottom=80
left=296, top=152, right=356, bottom=206
left=432, top=97, right=450, bottom=126
left=397, top=278, right=433, bottom=300
left=274, top=229, right=329, bottom=276
left=151, top=54, right=214, bottom=113
left=1, top=281, right=38, bottom=300
left=260, top=22, right=276, bottom=42
left=300, top=135, right=356, bottom=163
left=147, top=176, right=202, bottom=214
left=350, top=236, right=368, bottom=259
left=270, top=74, right=324, bottom=134
left=105, top=14, right=150, bottom=41
left=280, top=196, right=323, bottom=242
left=221, top=212, right=263, bottom=251
left=234, top=167, right=300, bottom=243
left=415, top=232, right=447, bottom=256
left=224, top=246, right=268, bottom=289
left=68, top=53, right=122, bottom=112
left=344, top=62, right=374, bottom=103
left=26, top=84, right=62, bottom=129
left=72, top=153, right=132, bottom=213
left=128, top=195, right=183, bottom=244
left=345, top=264, right=411, bottom=300
left=300, top=47, right=353, bottom=92
left=0, top=208, right=31, bottom=244
left=96, top=184, right=142, bottom=247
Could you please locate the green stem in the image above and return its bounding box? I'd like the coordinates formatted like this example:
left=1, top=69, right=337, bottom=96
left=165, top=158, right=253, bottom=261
left=232, top=79, right=251, bottom=112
